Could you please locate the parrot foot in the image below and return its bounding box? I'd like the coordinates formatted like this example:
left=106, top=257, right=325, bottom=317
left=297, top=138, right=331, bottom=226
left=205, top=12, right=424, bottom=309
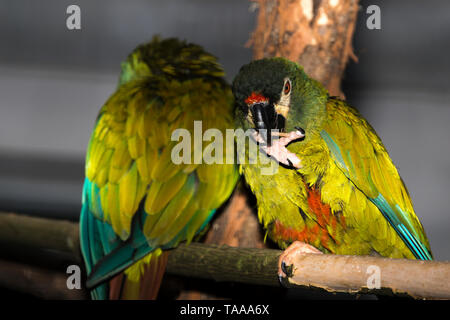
left=253, top=128, right=304, bottom=169
left=278, top=241, right=322, bottom=286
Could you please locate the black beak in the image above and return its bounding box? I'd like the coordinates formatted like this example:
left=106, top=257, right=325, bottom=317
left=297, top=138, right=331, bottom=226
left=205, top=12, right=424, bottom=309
left=250, top=102, right=277, bottom=146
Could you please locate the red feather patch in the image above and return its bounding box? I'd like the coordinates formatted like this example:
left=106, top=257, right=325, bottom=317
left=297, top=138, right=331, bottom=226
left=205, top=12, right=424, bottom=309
left=271, top=184, right=346, bottom=252
left=245, top=92, right=268, bottom=105
left=306, top=185, right=332, bottom=228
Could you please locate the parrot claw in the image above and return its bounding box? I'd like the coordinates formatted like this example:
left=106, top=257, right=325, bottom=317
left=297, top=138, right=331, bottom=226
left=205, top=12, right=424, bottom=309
left=281, top=261, right=289, bottom=275
left=253, top=129, right=304, bottom=169
left=294, top=126, right=305, bottom=135
left=277, top=241, right=322, bottom=285
left=278, top=273, right=290, bottom=288
left=286, top=158, right=295, bottom=169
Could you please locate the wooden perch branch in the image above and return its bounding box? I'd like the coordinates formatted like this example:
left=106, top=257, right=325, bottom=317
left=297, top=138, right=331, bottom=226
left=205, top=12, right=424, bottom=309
left=282, top=252, right=450, bottom=299
left=0, top=259, right=87, bottom=299
left=0, top=212, right=449, bottom=299
left=167, top=243, right=280, bottom=287
left=0, top=212, right=80, bottom=258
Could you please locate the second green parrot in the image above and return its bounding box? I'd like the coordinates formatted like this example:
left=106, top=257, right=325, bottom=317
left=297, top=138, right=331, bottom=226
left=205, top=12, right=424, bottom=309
left=80, top=37, right=238, bottom=299
left=232, top=58, right=432, bottom=278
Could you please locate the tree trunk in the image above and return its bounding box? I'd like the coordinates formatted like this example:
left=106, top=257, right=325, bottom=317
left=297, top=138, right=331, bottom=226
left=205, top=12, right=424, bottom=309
left=249, top=0, right=359, bottom=97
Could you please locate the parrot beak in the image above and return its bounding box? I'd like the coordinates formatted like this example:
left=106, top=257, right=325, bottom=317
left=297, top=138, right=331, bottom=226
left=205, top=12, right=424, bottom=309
left=250, top=101, right=277, bottom=146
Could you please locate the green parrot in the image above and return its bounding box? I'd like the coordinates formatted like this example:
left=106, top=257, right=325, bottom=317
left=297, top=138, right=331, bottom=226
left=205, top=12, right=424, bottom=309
left=80, top=37, right=238, bottom=299
left=232, top=58, right=432, bottom=278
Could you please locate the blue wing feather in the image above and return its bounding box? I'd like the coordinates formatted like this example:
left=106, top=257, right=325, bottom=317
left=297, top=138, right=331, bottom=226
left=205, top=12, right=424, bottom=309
left=80, top=177, right=222, bottom=296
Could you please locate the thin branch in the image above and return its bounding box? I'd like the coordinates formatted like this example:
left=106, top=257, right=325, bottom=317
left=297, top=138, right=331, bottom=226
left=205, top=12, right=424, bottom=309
left=0, top=212, right=80, bottom=258
left=0, top=212, right=449, bottom=299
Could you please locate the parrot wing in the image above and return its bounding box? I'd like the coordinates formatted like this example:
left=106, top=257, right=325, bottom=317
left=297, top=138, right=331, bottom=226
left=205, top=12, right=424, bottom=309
left=320, top=98, right=432, bottom=260
left=80, top=78, right=239, bottom=298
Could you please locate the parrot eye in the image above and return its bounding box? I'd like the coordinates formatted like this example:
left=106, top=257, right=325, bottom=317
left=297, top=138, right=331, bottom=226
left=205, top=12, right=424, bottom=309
left=283, top=79, right=291, bottom=95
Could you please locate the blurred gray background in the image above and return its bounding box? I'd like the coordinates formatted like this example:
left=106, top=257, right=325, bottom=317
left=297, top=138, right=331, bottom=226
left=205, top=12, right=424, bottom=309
left=0, top=0, right=449, bottom=260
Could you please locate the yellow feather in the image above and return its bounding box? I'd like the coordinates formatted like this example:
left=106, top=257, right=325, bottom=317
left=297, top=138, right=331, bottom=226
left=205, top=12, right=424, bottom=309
left=105, top=130, right=122, bottom=148
left=138, top=101, right=158, bottom=139
left=128, top=135, right=145, bottom=159
left=95, top=122, right=109, bottom=141
left=107, top=183, right=128, bottom=240
left=94, top=167, right=109, bottom=188
left=196, top=163, right=216, bottom=183
left=86, top=139, right=104, bottom=180
left=109, top=140, right=132, bottom=183
left=151, top=145, right=181, bottom=182
left=147, top=179, right=195, bottom=239
left=136, top=144, right=157, bottom=183
left=183, top=163, right=198, bottom=174
left=195, top=180, right=217, bottom=210
left=144, top=180, right=162, bottom=215
left=155, top=120, right=170, bottom=150
left=125, top=92, right=145, bottom=137
left=185, top=209, right=210, bottom=244
left=119, top=163, right=139, bottom=217
left=157, top=198, right=199, bottom=244
left=125, top=111, right=138, bottom=137
left=148, top=170, right=187, bottom=214
left=142, top=210, right=163, bottom=239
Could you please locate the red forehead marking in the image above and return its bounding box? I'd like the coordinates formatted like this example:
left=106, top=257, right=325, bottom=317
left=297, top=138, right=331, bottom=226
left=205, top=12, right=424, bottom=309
left=245, top=92, right=268, bottom=105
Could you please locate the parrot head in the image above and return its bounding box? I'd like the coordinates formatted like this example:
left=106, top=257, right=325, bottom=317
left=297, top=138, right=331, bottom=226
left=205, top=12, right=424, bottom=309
left=232, top=57, right=328, bottom=144
left=119, top=36, right=226, bottom=86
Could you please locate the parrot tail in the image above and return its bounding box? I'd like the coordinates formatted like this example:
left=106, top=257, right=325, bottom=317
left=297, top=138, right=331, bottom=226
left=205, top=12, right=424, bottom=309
left=108, top=251, right=169, bottom=300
